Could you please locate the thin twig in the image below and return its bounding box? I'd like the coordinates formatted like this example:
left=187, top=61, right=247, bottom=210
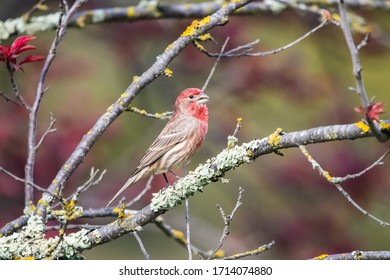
left=333, top=147, right=390, bottom=183
left=299, top=145, right=390, bottom=226
left=45, top=224, right=102, bottom=231
left=22, top=0, right=48, bottom=22
left=73, top=168, right=107, bottom=198
left=0, top=91, right=22, bottom=106
left=125, top=106, right=172, bottom=120
left=35, top=112, right=56, bottom=151
left=0, top=166, right=54, bottom=195
left=357, top=33, right=371, bottom=51
left=153, top=217, right=212, bottom=259
left=208, top=187, right=244, bottom=260
left=183, top=165, right=193, bottom=260
left=223, top=241, right=276, bottom=260
left=202, top=19, right=331, bottom=58
left=133, top=232, right=150, bottom=260
left=6, top=64, right=31, bottom=111
left=125, top=175, right=154, bottom=207
left=201, top=37, right=230, bottom=92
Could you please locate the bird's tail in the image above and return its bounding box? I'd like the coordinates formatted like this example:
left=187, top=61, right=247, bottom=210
left=106, top=171, right=142, bottom=208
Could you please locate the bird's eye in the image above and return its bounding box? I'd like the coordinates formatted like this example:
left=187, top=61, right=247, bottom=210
left=189, top=95, right=194, bottom=99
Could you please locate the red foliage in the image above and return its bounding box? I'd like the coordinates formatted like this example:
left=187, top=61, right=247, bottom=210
left=354, top=102, right=385, bottom=122
left=0, top=35, right=45, bottom=71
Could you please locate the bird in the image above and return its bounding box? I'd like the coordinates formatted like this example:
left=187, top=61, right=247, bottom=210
left=106, top=88, right=209, bottom=207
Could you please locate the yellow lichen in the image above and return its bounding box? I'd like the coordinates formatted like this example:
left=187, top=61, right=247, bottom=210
left=75, top=15, right=87, bottom=28
left=194, top=41, right=205, bottom=52
left=163, top=68, right=173, bottom=78
left=237, top=117, right=243, bottom=123
left=323, top=170, right=333, bottom=182
left=87, top=129, right=92, bottom=135
left=379, top=121, right=390, bottom=131
left=355, top=121, right=370, bottom=134
left=172, top=229, right=187, bottom=243
left=127, top=7, right=135, bottom=17
left=17, top=256, right=35, bottom=260
left=268, top=128, right=283, bottom=147
left=315, top=254, right=329, bottom=260
left=213, top=250, right=226, bottom=258
left=132, top=76, right=140, bottom=82
left=181, top=16, right=211, bottom=37
left=121, top=93, right=127, bottom=98
left=198, top=33, right=213, bottom=41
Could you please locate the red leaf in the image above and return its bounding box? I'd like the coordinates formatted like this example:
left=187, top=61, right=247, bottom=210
left=355, top=102, right=385, bottom=122
left=19, top=55, right=45, bottom=65
left=9, top=36, right=36, bottom=54
left=367, top=102, right=385, bottom=122
left=12, top=44, right=37, bottom=55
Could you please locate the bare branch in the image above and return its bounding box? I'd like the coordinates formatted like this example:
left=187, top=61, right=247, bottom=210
left=22, top=0, right=49, bottom=22
left=5, top=64, right=31, bottom=111
left=357, top=33, right=371, bottom=51
left=223, top=241, right=276, bottom=260
left=208, top=187, right=244, bottom=260
left=153, top=217, right=212, bottom=259
left=201, top=37, right=229, bottom=91
left=25, top=0, right=86, bottom=209
left=299, top=145, right=390, bottom=226
left=35, top=112, right=56, bottom=152
left=313, top=250, right=390, bottom=260
left=133, top=232, right=150, bottom=260
left=337, top=0, right=388, bottom=142
left=201, top=18, right=332, bottom=58
left=125, top=106, right=172, bottom=120
left=73, top=168, right=107, bottom=199
left=0, top=166, right=52, bottom=195
left=333, top=148, right=390, bottom=183
left=0, top=90, right=23, bottom=106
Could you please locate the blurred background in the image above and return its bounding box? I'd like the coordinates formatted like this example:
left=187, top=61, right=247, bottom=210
left=0, top=0, right=390, bottom=259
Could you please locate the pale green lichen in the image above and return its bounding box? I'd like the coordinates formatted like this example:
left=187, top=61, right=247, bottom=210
left=0, top=13, right=60, bottom=40
left=150, top=138, right=264, bottom=212
left=264, top=0, right=287, bottom=13
left=0, top=215, right=91, bottom=260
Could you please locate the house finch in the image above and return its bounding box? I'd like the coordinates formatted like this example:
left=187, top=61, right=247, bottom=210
left=106, top=88, right=209, bottom=207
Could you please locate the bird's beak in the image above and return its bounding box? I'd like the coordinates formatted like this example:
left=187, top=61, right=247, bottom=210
left=196, top=92, right=210, bottom=104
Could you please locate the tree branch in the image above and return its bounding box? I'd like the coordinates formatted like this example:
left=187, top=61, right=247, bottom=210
left=314, top=250, right=390, bottom=260
left=1, top=0, right=387, bottom=40
left=299, top=145, right=390, bottom=226
left=337, top=0, right=388, bottom=142
left=25, top=0, right=86, bottom=209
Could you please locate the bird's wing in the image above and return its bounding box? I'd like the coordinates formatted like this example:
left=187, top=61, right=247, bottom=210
left=135, top=116, right=194, bottom=170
